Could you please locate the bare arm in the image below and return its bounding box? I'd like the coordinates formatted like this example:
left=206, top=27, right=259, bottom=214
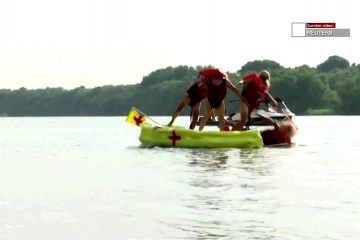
left=264, top=91, right=278, bottom=106
left=226, top=80, right=241, bottom=98
left=257, top=111, right=279, bottom=128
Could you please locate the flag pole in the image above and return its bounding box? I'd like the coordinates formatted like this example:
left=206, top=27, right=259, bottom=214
left=132, top=107, right=162, bottom=126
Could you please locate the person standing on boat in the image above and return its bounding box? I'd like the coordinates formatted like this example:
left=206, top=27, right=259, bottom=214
left=232, top=70, right=278, bottom=131
left=198, top=70, right=241, bottom=131
left=167, top=68, right=214, bottom=129
left=168, top=68, right=238, bottom=130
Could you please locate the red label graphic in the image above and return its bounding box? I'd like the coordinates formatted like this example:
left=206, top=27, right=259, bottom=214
left=306, top=23, right=336, bottom=28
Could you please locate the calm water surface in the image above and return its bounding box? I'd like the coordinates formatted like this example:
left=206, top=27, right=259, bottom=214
left=0, top=116, right=359, bottom=240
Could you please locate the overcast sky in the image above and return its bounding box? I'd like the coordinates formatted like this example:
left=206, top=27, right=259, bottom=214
left=0, top=0, right=358, bottom=89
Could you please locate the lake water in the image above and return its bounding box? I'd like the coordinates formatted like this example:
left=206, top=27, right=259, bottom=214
left=0, top=116, right=359, bottom=240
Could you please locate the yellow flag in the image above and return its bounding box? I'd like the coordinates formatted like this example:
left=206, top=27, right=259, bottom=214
left=126, top=107, right=146, bottom=126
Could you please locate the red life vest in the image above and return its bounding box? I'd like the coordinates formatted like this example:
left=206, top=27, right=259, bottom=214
left=186, top=68, right=226, bottom=107
left=241, top=73, right=268, bottom=110
left=242, top=73, right=268, bottom=90
left=261, top=125, right=291, bottom=146
left=207, top=78, right=227, bottom=108
left=199, top=68, right=226, bottom=79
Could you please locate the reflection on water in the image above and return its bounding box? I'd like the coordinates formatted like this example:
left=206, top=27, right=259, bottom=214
left=187, top=148, right=276, bottom=176
left=188, top=149, right=230, bottom=171
left=236, top=149, right=278, bottom=177
left=173, top=148, right=282, bottom=239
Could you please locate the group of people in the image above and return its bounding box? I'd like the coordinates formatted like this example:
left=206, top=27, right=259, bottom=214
left=167, top=68, right=240, bottom=131
left=167, top=68, right=297, bottom=146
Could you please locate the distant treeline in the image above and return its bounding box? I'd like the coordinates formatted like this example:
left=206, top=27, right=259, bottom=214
left=1, top=55, right=360, bottom=116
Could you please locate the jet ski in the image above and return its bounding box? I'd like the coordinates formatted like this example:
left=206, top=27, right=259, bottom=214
left=198, top=98, right=295, bottom=127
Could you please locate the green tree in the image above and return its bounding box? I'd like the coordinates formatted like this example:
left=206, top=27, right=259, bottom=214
left=1, top=58, right=360, bottom=116
left=317, top=55, right=350, bottom=72
left=237, top=60, right=283, bottom=75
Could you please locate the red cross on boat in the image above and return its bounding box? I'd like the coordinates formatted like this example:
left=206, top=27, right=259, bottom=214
left=168, top=130, right=181, bottom=146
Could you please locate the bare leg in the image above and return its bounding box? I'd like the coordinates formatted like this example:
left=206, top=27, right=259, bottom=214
left=189, top=102, right=201, bottom=129
left=214, top=101, right=225, bottom=131
left=232, top=99, right=249, bottom=131
left=211, top=109, right=216, bottom=121
left=168, top=95, right=190, bottom=127
left=198, top=102, right=213, bottom=131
